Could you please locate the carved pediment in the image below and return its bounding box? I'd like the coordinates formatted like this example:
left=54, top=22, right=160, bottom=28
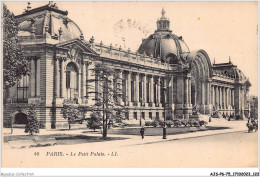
left=56, top=38, right=99, bottom=58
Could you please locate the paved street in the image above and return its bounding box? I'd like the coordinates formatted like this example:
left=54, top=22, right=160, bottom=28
left=2, top=124, right=258, bottom=167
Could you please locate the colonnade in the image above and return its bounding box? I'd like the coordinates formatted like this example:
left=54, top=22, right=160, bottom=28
left=115, top=70, right=167, bottom=108
left=54, top=59, right=170, bottom=109
left=211, top=85, right=235, bottom=110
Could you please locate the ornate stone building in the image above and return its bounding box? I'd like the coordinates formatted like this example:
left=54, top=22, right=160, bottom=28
left=3, top=3, right=251, bottom=129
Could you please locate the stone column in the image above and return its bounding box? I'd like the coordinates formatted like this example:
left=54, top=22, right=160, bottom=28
left=143, top=74, right=147, bottom=106
left=212, top=85, right=215, bottom=106
left=158, top=77, right=161, bottom=107
left=134, top=73, right=139, bottom=106
left=184, top=76, right=189, bottom=105
left=82, top=62, right=86, bottom=102
left=188, top=77, right=191, bottom=106
left=219, top=86, right=222, bottom=109
left=30, top=59, right=36, bottom=98
left=118, top=70, right=123, bottom=105
left=229, top=88, right=232, bottom=107
left=223, top=87, right=226, bottom=109
left=150, top=75, right=154, bottom=106
left=127, top=71, right=132, bottom=106
left=205, top=80, right=212, bottom=114
left=36, top=58, right=40, bottom=97
left=183, top=75, right=189, bottom=118
left=87, top=61, right=95, bottom=106
left=55, top=59, right=60, bottom=98
left=226, top=87, right=228, bottom=109
left=226, top=88, right=229, bottom=108
left=78, top=70, right=81, bottom=101
left=200, top=82, right=205, bottom=114
left=175, top=76, right=184, bottom=117
left=215, top=86, right=219, bottom=106
left=61, top=60, right=65, bottom=98
left=240, top=86, right=245, bottom=118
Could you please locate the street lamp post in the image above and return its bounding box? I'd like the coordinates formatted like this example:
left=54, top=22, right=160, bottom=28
left=163, top=57, right=170, bottom=139
left=140, top=98, right=143, bottom=126
left=163, top=87, right=167, bottom=139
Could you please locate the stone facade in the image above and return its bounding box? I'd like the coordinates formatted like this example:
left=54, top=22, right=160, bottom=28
left=3, top=4, right=251, bottom=129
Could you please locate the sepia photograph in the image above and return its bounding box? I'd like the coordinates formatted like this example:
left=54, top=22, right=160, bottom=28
left=1, top=0, right=259, bottom=175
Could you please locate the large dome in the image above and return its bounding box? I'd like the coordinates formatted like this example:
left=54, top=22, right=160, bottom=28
left=138, top=9, right=189, bottom=61
left=16, top=2, right=83, bottom=42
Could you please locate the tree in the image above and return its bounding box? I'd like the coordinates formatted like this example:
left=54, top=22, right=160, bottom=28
left=3, top=4, right=30, bottom=91
left=87, top=112, right=102, bottom=132
left=87, top=62, right=128, bottom=138
left=25, top=103, right=39, bottom=135
left=61, top=99, right=87, bottom=129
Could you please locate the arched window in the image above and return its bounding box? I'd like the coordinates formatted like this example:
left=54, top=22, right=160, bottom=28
left=66, top=62, right=78, bottom=99
left=165, top=53, right=178, bottom=65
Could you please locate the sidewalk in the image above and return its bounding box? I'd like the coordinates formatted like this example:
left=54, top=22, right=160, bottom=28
left=3, top=118, right=250, bottom=148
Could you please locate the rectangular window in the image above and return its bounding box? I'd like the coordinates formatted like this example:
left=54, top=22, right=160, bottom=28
left=156, top=112, right=159, bottom=119
left=142, top=112, right=145, bottom=119
left=147, top=81, right=149, bottom=102
left=17, top=75, right=29, bottom=103
left=139, top=80, right=142, bottom=102
left=125, top=112, right=129, bottom=120
left=134, top=112, right=137, bottom=120
left=149, top=112, right=152, bottom=119
left=131, top=75, right=135, bottom=102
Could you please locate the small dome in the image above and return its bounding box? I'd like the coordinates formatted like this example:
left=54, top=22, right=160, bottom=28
left=16, top=3, right=83, bottom=42
left=137, top=9, right=190, bottom=62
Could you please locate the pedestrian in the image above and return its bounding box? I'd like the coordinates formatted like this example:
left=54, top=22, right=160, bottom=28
left=140, top=126, right=145, bottom=139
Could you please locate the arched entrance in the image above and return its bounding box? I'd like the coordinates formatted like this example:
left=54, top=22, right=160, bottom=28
left=188, top=50, right=213, bottom=114
left=14, top=112, right=28, bottom=124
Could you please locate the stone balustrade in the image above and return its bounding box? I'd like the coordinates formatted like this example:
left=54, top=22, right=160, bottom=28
left=93, top=43, right=170, bottom=70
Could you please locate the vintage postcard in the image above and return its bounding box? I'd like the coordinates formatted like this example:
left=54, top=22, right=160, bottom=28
left=1, top=1, right=258, bottom=173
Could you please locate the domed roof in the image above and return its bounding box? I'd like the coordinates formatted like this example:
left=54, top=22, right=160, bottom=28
left=16, top=2, right=83, bottom=42
left=138, top=9, right=189, bottom=60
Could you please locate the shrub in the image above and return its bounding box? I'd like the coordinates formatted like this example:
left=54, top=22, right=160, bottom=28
left=145, top=121, right=153, bottom=126
left=152, top=119, right=163, bottom=127
left=153, top=119, right=160, bottom=127
left=188, top=119, right=195, bottom=127
left=166, top=120, right=174, bottom=127
left=181, top=119, right=188, bottom=127
left=87, top=112, right=102, bottom=131
left=25, top=103, right=39, bottom=135
left=158, top=120, right=164, bottom=127
left=61, top=100, right=86, bottom=129
left=193, top=121, right=200, bottom=127
left=39, top=123, right=46, bottom=129
left=235, top=115, right=241, bottom=120
left=166, top=115, right=172, bottom=120
left=199, top=120, right=208, bottom=126
left=173, top=119, right=182, bottom=127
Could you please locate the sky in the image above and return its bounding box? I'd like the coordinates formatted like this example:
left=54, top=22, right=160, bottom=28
left=4, top=1, right=258, bottom=96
